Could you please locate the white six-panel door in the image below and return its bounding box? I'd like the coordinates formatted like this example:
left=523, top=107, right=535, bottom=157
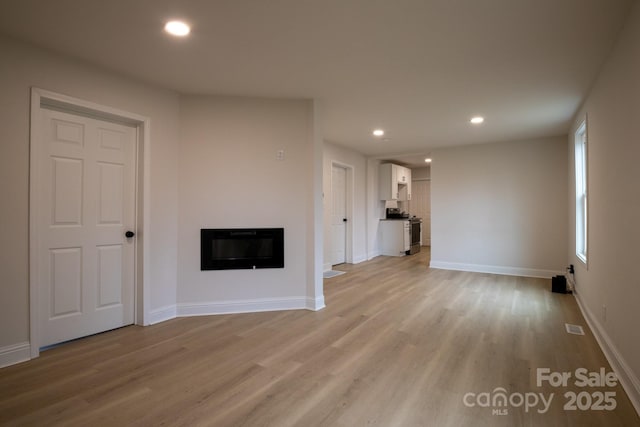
left=36, top=108, right=136, bottom=347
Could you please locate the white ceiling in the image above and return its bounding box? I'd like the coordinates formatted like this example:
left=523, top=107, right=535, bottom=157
left=0, top=0, right=633, bottom=166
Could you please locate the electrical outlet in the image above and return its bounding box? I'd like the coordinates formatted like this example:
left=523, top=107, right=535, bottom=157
left=276, top=150, right=285, bottom=161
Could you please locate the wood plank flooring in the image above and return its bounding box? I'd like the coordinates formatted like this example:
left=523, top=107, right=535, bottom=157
left=1, top=249, right=639, bottom=426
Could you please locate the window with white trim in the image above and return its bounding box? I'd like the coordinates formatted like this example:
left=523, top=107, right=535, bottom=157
left=575, top=120, right=588, bottom=263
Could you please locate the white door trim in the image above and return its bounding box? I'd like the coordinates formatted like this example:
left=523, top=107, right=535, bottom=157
left=330, top=164, right=347, bottom=265
left=29, top=88, right=151, bottom=358
left=330, top=161, right=355, bottom=265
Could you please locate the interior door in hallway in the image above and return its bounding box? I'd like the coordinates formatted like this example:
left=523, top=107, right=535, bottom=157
left=331, top=165, right=347, bottom=265
left=410, top=180, right=431, bottom=245
left=36, top=108, right=136, bottom=348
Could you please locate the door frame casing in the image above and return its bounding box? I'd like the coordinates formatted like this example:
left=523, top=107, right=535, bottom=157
left=29, top=88, right=151, bottom=358
left=330, top=161, right=355, bottom=266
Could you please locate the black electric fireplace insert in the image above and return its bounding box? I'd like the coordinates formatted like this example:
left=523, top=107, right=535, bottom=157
left=201, top=228, right=284, bottom=270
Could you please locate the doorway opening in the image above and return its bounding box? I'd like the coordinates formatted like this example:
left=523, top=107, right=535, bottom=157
left=329, top=162, right=354, bottom=268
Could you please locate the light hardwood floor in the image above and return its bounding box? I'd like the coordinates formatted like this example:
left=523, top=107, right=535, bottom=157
left=1, top=249, right=638, bottom=426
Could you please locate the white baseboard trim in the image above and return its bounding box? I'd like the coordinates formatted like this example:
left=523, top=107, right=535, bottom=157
left=0, top=341, right=31, bottom=368
left=177, top=296, right=314, bottom=317
left=148, top=305, right=177, bottom=325
left=306, top=295, right=326, bottom=311
left=326, top=255, right=367, bottom=270
left=367, top=250, right=381, bottom=261
left=429, top=260, right=562, bottom=279
left=574, top=291, right=640, bottom=417
left=352, top=254, right=367, bottom=264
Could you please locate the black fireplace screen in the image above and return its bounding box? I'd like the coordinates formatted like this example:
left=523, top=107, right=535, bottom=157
left=201, top=228, right=284, bottom=270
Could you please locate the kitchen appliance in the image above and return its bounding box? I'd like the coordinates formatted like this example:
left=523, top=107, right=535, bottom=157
left=408, top=217, right=422, bottom=255
left=386, top=208, right=409, bottom=219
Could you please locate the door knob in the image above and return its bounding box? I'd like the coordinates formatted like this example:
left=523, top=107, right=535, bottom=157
left=125, top=231, right=135, bottom=238
left=343, top=218, right=347, bottom=222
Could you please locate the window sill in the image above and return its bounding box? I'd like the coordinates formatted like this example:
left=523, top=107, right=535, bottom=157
left=576, top=253, right=587, bottom=265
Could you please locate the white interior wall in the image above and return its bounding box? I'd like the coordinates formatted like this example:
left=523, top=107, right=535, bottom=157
left=306, top=100, right=325, bottom=310
left=322, top=142, right=368, bottom=270
left=430, top=136, right=568, bottom=277
left=177, top=95, right=320, bottom=313
left=411, top=166, right=431, bottom=181
left=365, top=158, right=384, bottom=259
left=0, top=35, right=180, bottom=356
left=0, top=35, right=325, bottom=364
left=568, top=1, right=640, bottom=410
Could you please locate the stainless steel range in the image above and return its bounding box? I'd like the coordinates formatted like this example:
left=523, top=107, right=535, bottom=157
left=408, top=217, right=422, bottom=255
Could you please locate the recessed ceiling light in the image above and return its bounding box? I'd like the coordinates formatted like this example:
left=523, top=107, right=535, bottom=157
left=373, top=129, right=385, bottom=137
left=470, top=116, right=485, bottom=124
left=164, top=20, right=190, bottom=37
left=424, top=158, right=432, bottom=163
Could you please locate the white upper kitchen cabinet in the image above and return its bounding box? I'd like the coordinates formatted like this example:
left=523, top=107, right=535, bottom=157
left=404, top=167, right=412, bottom=200
left=397, top=166, right=409, bottom=184
left=380, top=163, right=411, bottom=201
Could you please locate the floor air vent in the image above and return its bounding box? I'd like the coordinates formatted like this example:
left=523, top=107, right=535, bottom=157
left=565, top=323, right=585, bottom=335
